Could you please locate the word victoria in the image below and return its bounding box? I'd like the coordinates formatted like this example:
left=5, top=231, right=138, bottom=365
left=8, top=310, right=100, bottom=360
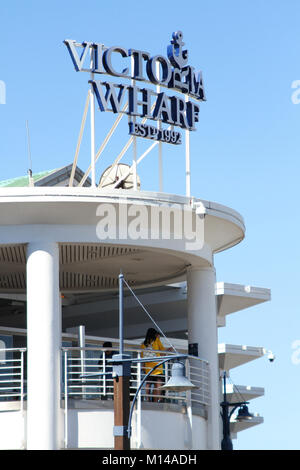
left=64, top=31, right=205, bottom=144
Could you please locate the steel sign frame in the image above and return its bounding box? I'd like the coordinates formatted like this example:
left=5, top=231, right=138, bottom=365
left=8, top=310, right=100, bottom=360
left=64, top=32, right=206, bottom=195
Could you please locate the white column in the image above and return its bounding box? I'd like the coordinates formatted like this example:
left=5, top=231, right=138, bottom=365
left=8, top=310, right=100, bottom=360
left=26, top=242, right=61, bottom=450
left=187, top=266, right=220, bottom=450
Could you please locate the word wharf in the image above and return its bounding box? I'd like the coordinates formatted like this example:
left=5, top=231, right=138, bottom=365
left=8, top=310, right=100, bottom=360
left=64, top=32, right=206, bottom=134
left=91, top=80, right=201, bottom=131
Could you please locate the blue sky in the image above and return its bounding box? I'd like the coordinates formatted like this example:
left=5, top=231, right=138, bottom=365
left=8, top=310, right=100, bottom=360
left=0, top=0, right=299, bottom=450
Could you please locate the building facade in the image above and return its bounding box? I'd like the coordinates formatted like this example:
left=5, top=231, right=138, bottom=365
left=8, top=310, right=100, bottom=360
left=0, top=165, right=270, bottom=450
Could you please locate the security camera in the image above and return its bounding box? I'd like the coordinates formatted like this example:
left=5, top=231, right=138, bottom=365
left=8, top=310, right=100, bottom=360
left=268, top=352, right=275, bottom=362
left=195, top=202, right=207, bottom=219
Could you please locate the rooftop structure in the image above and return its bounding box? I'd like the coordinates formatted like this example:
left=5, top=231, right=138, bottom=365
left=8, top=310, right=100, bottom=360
left=0, top=31, right=271, bottom=451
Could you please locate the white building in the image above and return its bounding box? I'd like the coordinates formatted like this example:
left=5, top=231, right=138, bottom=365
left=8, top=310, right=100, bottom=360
left=0, top=164, right=270, bottom=450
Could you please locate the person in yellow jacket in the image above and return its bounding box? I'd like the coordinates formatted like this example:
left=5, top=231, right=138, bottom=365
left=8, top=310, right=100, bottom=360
left=141, top=328, right=166, bottom=402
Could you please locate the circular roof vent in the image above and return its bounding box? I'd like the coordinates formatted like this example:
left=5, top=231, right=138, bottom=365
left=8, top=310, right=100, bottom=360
left=99, top=164, right=141, bottom=190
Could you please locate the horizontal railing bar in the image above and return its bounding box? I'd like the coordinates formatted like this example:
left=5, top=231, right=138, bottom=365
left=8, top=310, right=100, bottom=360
left=0, top=348, right=26, bottom=353
left=0, top=362, right=22, bottom=366
left=0, top=393, right=22, bottom=398
left=0, top=376, right=22, bottom=381
left=0, top=388, right=22, bottom=392
left=0, top=380, right=22, bottom=384
left=0, top=370, right=22, bottom=373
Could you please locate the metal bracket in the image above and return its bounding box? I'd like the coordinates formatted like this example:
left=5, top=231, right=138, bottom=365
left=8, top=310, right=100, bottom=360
left=114, top=425, right=129, bottom=437
left=111, top=354, right=131, bottom=377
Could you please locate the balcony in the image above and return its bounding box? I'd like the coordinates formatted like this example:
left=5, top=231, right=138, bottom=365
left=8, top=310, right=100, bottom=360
left=0, top=346, right=210, bottom=450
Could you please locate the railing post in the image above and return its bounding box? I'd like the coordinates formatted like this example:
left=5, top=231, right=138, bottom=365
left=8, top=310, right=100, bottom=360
left=20, top=349, right=25, bottom=414
left=137, top=352, right=142, bottom=449
left=79, top=327, right=86, bottom=399
left=165, top=355, right=169, bottom=402
left=185, top=358, right=193, bottom=442
left=103, top=351, right=106, bottom=398
left=64, top=349, right=68, bottom=449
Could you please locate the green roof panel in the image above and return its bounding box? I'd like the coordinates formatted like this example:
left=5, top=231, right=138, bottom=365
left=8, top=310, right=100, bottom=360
left=0, top=170, right=55, bottom=187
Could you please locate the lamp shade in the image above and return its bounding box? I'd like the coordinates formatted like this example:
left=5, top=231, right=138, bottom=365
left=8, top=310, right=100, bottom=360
left=160, top=362, right=197, bottom=392
left=236, top=405, right=253, bottom=421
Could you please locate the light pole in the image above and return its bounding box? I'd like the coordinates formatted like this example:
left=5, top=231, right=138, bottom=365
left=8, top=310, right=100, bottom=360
left=220, top=372, right=253, bottom=450
left=111, top=273, right=131, bottom=450
left=109, top=273, right=196, bottom=450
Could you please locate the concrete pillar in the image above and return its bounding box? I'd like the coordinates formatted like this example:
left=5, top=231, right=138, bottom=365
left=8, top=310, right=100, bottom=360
left=187, top=266, right=220, bottom=450
left=26, top=242, right=61, bottom=449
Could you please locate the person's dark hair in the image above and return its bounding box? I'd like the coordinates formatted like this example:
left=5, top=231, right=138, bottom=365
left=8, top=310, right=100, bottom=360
left=103, top=341, right=112, bottom=348
left=143, top=328, right=158, bottom=347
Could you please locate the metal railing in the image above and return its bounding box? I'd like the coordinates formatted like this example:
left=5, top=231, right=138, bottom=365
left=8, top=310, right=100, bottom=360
left=62, top=347, right=210, bottom=403
left=0, top=347, right=210, bottom=449
left=62, top=346, right=210, bottom=448
left=0, top=348, right=26, bottom=412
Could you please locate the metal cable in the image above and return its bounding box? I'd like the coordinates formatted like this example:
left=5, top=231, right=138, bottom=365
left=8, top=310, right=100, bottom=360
left=227, top=374, right=248, bottom=403
left=122, top=278, right=178, bottom=353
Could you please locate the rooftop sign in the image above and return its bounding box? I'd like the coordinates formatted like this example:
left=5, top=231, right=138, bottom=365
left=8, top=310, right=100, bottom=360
left=64, top=32, right=205, bottom=145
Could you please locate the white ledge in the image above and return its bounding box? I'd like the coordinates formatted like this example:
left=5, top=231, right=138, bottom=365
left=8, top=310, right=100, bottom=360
left=218, top=343, right=265, bottom=371
left=216, top=282, right=271, bottom=326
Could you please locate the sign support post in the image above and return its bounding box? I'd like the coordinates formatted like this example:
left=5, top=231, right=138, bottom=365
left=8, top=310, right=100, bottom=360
left=185, top=95, right=191, bottom=198
left=90, top=48, right=96, bottom=187
left=64, top=32, right=206, bottom=195
left=156, top=61, right=163, bottom=192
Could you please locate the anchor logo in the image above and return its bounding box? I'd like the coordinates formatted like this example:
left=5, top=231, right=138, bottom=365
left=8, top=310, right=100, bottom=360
left=167, top=31, right=188, bottom=70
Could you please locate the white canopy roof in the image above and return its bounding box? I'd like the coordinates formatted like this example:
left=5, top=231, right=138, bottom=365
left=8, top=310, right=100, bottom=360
left=225, top=384, right=264, bottom=403
left=230, top=415, right=264, bottom=438
left=218, top=343, right=265, bottom=371
left=216, top=282, right=271, bottom=327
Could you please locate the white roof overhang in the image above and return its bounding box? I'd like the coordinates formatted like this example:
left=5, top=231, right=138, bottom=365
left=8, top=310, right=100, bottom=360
left=218, top=343, right=265, bottom=371
left=230, top=415, right=264, bottom=438
left=225, top=384, right=264, bottom=403
left=216, top=282, right=271, bottom=327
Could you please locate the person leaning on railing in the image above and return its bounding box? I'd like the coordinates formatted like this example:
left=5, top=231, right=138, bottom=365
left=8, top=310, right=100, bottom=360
left=140, top=328, right=171, bottom=403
